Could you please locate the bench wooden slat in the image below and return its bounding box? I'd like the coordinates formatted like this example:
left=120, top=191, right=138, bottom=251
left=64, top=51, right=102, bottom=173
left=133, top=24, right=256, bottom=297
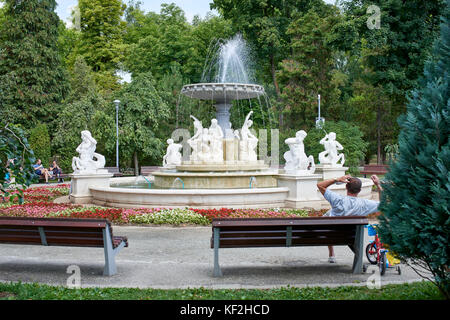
left=218, top=238, right=356, bottom=248
left=0, top=217, right=128, bottom=275
left=0, top=217, right=108, bottom=229
left=217, top=230, right=355, bottom=239
left=140, top=166, right=160, bottom=175
left=211, top=217, right=367, bottom=277
left=105, top=167, right=124, bottom=177
left=212, top=217, right=368, bottom=228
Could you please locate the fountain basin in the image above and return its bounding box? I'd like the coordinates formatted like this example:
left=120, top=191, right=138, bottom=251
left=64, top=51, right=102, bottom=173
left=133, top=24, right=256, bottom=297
left=90, top=184, right=289, bottom=209
left=152, top=171, right=278, bottom=189
left=88, top=176, right=374, bottom=210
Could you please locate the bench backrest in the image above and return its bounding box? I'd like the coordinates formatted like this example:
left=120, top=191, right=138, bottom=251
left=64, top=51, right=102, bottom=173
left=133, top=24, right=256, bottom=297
left=211, top=217, right=368, bottom=248
left=0, top=217, right=112, bottom=248
left=140, top=166, right=160, bottom=175
left=105, top=167, right=120, bottom=173
left=363, top=164, right=388, bottom=170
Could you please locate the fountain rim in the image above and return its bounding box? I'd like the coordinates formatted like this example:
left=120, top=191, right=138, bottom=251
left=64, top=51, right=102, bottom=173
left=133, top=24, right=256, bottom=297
left=180, top=82, right=265, bottom=101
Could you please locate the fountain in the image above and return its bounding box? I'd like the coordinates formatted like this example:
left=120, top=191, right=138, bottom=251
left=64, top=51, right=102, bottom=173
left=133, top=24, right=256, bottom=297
left=151, top=34, right=277, bottom=190
left=89, top=35, right=288, bottom=208
left=86, top=35, right=374, bottom=209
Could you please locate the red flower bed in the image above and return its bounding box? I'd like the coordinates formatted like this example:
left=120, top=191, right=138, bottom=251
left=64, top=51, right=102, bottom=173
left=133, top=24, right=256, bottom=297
left=190, top=208, right=327, bottom=222
left=2, top=184, right=70, bottom=203
left=0, top=202, right=78, bottom=218
left=62, top=208, right=126, bottom=222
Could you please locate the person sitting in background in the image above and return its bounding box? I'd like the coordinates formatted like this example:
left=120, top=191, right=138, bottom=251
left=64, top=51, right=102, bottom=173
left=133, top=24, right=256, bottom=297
left=33, top=159, right=50, bottom=184
left=317, top=174, right=383, bottom=263
left=4, top=158, right=15, bottom=184
left=49, top=160, right=63, bottom=183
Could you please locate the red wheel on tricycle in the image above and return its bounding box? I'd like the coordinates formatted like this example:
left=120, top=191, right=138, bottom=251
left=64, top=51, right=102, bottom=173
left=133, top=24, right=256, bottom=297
left=366, top=242, right=378, bottom=265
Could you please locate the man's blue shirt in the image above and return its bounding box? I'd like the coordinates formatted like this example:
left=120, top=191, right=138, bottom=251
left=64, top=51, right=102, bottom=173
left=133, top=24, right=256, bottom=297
left=324, top=189, right=379, bottom=217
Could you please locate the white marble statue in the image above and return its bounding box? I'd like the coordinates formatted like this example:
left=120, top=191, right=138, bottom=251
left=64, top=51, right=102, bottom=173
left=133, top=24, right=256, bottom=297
left=197, top=128, right=213, bottom=162
left=239, top=111, right=258, bottom=162
left=162, top=138, right=182, bottom=168
left=188, top=115, right=203, bottom=162
left=72, top=130, right=106, bottom=174
left=283, top=130, right=315, bottom=174
left=209, top=119, right=224, bottom=162
left=318, top=132, right=345, bottom=166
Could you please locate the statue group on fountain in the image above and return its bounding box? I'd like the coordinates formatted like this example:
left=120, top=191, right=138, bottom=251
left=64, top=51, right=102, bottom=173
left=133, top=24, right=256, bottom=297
left=319, top=132, right=345, bottom=166
left=182, top=111, right=258, bottom=164
left=283, top=130, right=316, bottom=174
left=187, top=116, right=224, bottom=163
left=162, top=138, right=183, bottom=168
left=283, top=130, right=345, bottom=175
left=238, top=110, right=258, bottom=162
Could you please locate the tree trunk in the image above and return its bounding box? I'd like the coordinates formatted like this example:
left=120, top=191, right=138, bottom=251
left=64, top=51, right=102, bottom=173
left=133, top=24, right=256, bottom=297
left=133, top=151, right=139, bottom=176
left=271, top=53, right=280, bottom=96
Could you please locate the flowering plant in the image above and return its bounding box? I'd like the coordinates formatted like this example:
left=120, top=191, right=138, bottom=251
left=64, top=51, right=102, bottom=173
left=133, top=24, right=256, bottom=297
left=0, top=185, right=328, bottom=225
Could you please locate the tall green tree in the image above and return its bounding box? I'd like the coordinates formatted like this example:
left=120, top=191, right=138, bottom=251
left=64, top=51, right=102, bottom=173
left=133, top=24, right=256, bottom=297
left=377, top=2, right=450, bottom=298
left=0, top=0, right=69, bottom=127
left=29, top=123, right=51, bottom=166
left=112, top=72, right=170, bottom=174
left=277, top=7, right=341, bottom=129
left=331, top=0, right=446, bottom=162
left=348, top=80, right=393, bottom=163
left=124, top=4, right=232, bottom=83
left=210, top=0, right=325, bottom=98
left=78, top=0, right=126, bottom=94
left=53, top=57, right=107, bottom=171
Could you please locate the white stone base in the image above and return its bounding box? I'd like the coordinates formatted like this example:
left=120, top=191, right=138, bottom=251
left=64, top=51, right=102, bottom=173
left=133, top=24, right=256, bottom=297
left=90, top=186, right=289, bottom=209
left=277, top=174, right=323, bottom=209
left=69, top=173, right=113, bottom=204
left=315, top=165, right=349, bottom=180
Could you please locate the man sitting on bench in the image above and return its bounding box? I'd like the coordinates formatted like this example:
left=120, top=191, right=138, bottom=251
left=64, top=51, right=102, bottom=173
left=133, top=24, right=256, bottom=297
left=317, top=174, right=383, bottom=263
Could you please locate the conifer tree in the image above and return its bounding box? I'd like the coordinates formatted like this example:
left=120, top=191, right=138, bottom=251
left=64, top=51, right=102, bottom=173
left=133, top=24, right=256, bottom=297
left=377, top=1, right=450, bottom=298
left=0, top=0, right=69, bottom=127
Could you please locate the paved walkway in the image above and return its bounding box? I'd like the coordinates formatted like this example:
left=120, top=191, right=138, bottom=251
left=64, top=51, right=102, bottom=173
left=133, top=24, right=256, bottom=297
left=0, top=225, right=423, bottom=289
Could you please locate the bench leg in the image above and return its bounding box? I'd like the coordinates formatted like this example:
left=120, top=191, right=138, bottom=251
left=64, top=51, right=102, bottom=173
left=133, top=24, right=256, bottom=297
left=102, top=228, right=126, bottom=276
left=213, top=227, right=223, bottom=277
left=352, top=225, right=364, bottom=274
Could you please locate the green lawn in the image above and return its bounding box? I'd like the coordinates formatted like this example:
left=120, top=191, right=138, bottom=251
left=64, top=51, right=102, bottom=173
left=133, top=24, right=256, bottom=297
left=0, top=280, right=444, bottom=300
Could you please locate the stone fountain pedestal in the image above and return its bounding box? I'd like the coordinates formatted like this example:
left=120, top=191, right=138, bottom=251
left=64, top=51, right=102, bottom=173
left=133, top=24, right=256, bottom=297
left=69, top=171, right=113, bottom=204
left=315, top=164, right=349, bottom=180
left=277, top=173, right=323, bottom=209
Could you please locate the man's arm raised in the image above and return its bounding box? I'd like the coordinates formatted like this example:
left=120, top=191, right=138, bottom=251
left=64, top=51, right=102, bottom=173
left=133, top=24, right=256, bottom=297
left=317, top=175, right=352, bottom=195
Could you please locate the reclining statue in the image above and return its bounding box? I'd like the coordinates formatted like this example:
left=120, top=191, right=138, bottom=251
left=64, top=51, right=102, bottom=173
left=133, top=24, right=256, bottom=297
left=72, top=130, right=106, bottom=174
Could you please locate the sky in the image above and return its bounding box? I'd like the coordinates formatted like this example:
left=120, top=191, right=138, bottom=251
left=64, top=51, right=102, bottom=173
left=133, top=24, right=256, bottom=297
left=55, top=0, right=218, bottom=25
left=0, top=1, right=337, bottom=24
left=54, top=0, right=337, bottom=25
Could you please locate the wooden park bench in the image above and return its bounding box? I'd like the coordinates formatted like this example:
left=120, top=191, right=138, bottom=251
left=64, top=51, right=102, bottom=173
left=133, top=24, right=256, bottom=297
left=140, top=166, right=160, bottom=176
left=211, top=216, right=368, bottom=277
left=105, top=166, right=124, bottom=177
left=360, top=164, right=388, bottom=178
left=0, top=217, right=128, bottom=276
left=38, top=173, right=69, bottom=183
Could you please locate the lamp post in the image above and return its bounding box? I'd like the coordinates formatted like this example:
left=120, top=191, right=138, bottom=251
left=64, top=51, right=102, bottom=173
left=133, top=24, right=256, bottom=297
left=114, top=100, right=120, bottom=168
left=316, top=94, right=325, bottom=129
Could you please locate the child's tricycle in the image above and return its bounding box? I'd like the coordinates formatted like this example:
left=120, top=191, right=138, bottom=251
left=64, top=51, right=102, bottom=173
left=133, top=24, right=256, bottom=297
left=364, top=224, right=401, bottom=275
